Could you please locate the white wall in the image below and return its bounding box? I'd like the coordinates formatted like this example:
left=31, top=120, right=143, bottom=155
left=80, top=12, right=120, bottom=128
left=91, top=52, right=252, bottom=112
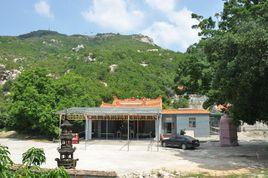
left=176, top=114, right=210, bottom=137
left=241, top=122, right=268, bottom=131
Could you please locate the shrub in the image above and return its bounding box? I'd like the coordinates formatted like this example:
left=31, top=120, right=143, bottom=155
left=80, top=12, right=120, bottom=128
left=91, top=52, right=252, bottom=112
left=48, top=167, right=70, bottom=178
left=0, top=145, right=13, bottom=171
left=0, top=145, right=13, bottom=178
left=0, top=145, right=70, bottom=177
left=22, top=147, right=46, bottom=167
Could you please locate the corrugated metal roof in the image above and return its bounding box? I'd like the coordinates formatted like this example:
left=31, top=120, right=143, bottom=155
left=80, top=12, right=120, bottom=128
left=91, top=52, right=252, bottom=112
left=57, top=107, right=161, bottom=116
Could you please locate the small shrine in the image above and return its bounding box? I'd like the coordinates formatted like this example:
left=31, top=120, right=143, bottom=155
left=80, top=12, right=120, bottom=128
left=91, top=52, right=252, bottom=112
left=219, top=114, right=238, bottom=146
left=55, top=119, right=78, bottom=169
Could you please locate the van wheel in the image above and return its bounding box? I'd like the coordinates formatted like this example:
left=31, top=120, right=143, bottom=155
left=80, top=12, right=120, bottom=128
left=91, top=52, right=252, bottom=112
left=181, top=144, right=187, bottom=150
left=162, top=142, right=166, bottom=147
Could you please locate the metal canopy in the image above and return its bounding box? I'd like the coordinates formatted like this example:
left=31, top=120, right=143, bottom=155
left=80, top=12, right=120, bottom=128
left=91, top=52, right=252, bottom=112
left=56, top=107, right=161, bottom=116
left=57, top=107, right=162, bottom=150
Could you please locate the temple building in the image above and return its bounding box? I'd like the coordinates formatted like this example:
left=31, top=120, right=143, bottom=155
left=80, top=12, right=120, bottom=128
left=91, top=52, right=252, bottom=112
left=57, top=96, right=210, bottom=141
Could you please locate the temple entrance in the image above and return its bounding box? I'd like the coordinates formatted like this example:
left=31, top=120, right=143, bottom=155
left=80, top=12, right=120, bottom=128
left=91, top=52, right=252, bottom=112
left=92, top=120, right=155, bottom=140
left=57, top=107, right=162, bottom=148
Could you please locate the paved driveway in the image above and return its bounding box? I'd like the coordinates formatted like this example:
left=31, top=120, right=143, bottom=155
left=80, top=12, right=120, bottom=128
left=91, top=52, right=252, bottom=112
left=0, top=138, right=267, bottom=176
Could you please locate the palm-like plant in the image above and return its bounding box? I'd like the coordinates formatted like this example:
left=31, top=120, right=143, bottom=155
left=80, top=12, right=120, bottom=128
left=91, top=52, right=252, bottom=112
left=0, top=145, right=14, bottom=178
left=22, top=147, right=46, bottom=167
left=0, top=145, right=13, bottom=171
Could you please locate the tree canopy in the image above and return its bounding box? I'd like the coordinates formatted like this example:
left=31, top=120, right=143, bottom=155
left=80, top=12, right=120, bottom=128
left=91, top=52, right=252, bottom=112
left=9, top=68, right=58, bottom=137
left=175, top=0, right=268, bottom=124
left=7, top=68, right=114, bottom=137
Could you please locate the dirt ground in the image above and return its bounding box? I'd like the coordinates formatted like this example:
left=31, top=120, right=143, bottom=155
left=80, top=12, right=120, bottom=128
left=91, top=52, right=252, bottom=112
left=0, top=132, right=267, bottom=176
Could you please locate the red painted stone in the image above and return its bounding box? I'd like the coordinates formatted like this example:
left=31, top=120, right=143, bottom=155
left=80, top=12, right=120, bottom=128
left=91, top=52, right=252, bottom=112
left=219, top=114, right=238, bottom=146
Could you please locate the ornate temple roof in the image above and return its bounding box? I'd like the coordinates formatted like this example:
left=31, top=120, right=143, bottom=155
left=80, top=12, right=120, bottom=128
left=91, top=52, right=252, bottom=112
left=101, top=96, right=162, bottom=108
left=162, top=108, right=210, bottom=115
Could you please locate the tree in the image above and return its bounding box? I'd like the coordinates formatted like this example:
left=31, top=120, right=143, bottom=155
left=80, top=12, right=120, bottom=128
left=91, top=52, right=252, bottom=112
left=0, top=90, right=9, bottom=129
left=204, top=22, right=268, bottom=124
left=173, top=97, right=189, bottom=108
left=7, top=68, right=112, bottom=137
left=54, top=72, right=105, bottom=109
left=182, top=0, right=268, bottom=124
left=174, top=42, right=213, bottom=95
left=9, top=68, right=58, bottom=137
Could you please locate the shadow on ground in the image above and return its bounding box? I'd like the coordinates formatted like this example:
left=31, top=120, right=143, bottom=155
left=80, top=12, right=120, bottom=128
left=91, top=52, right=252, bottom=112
left=172, top=140, right=268, bottom=171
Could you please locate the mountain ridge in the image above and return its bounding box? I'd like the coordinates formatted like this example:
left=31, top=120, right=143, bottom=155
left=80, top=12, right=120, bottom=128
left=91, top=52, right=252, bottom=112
left=16, top=30, right=156, bottom=46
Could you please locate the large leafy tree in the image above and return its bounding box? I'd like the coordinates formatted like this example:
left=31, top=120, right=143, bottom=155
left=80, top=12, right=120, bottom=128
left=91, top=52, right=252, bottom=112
left=174, top=42, right=213, bottom=95
left=204, top=22, right=268, bottom=124
left=7, top=68, right=112, bottom=137
left=9, top=68, right=58, bottom=137
left=176, top=0, right=268, bottom=124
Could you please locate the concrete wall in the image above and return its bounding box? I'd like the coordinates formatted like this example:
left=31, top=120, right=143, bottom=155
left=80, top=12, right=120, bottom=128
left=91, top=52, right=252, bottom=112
left=240, top=122, right=268, bottom=131
left=177, top=114, right=210, bottom=137
left=162, top=114, right=210, bottom=137
left=68, top=169, right=117, bottom=178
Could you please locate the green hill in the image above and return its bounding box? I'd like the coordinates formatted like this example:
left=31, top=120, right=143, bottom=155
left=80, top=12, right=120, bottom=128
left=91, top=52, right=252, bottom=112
left=0, top=30, right=187, bottom=136
left=0, top=30, right=184, bottom=101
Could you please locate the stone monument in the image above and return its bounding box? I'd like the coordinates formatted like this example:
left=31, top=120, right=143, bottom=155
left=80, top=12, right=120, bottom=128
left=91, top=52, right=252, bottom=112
left=219, top=113, right=238, bottom=146
left=55, top=119, right=78, bottom=169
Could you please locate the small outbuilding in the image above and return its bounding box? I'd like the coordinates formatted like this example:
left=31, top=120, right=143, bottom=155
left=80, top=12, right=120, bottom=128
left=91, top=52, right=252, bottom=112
left=162, top=109, right=210, bottom=137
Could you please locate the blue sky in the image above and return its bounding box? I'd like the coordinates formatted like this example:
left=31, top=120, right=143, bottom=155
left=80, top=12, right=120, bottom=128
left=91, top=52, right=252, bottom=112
left=0, top=0, right=224, bottom=52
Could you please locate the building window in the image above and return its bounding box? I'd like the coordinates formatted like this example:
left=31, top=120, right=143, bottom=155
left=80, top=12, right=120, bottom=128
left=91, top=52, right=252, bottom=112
left=189, top=118, right=196, bottom=128
left=165, top=123, right=172, bottom=133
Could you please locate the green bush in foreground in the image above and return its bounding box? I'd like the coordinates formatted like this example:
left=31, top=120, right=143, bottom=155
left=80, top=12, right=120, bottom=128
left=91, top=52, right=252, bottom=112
left=48, top=167, right=70, bottom=178
left=22, top=147, right=46, bottom=167
left=0, top=145, right=70, bottom=178
left=0, top=145, right=13, bottom=177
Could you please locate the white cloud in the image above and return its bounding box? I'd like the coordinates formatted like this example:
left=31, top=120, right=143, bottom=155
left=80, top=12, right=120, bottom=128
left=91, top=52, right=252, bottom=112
left=81, top=0, right=199, bottom=51
left=142, top=7, right=200, bottom=52
left=145, top=0, right=176, bottom=12
left=82, top=0, right=144, bottom=32
left=34, top=0, right=54, bottom=18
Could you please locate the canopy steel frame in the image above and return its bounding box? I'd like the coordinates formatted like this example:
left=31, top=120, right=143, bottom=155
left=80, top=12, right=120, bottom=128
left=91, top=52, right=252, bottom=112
left=57, top=107, right=161, bottom=151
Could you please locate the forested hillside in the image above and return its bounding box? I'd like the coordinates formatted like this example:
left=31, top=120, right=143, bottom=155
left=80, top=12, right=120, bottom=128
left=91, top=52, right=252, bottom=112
left=0, top=30, right=184, bottom=98
left=0, top=30, right=185, bottom=136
